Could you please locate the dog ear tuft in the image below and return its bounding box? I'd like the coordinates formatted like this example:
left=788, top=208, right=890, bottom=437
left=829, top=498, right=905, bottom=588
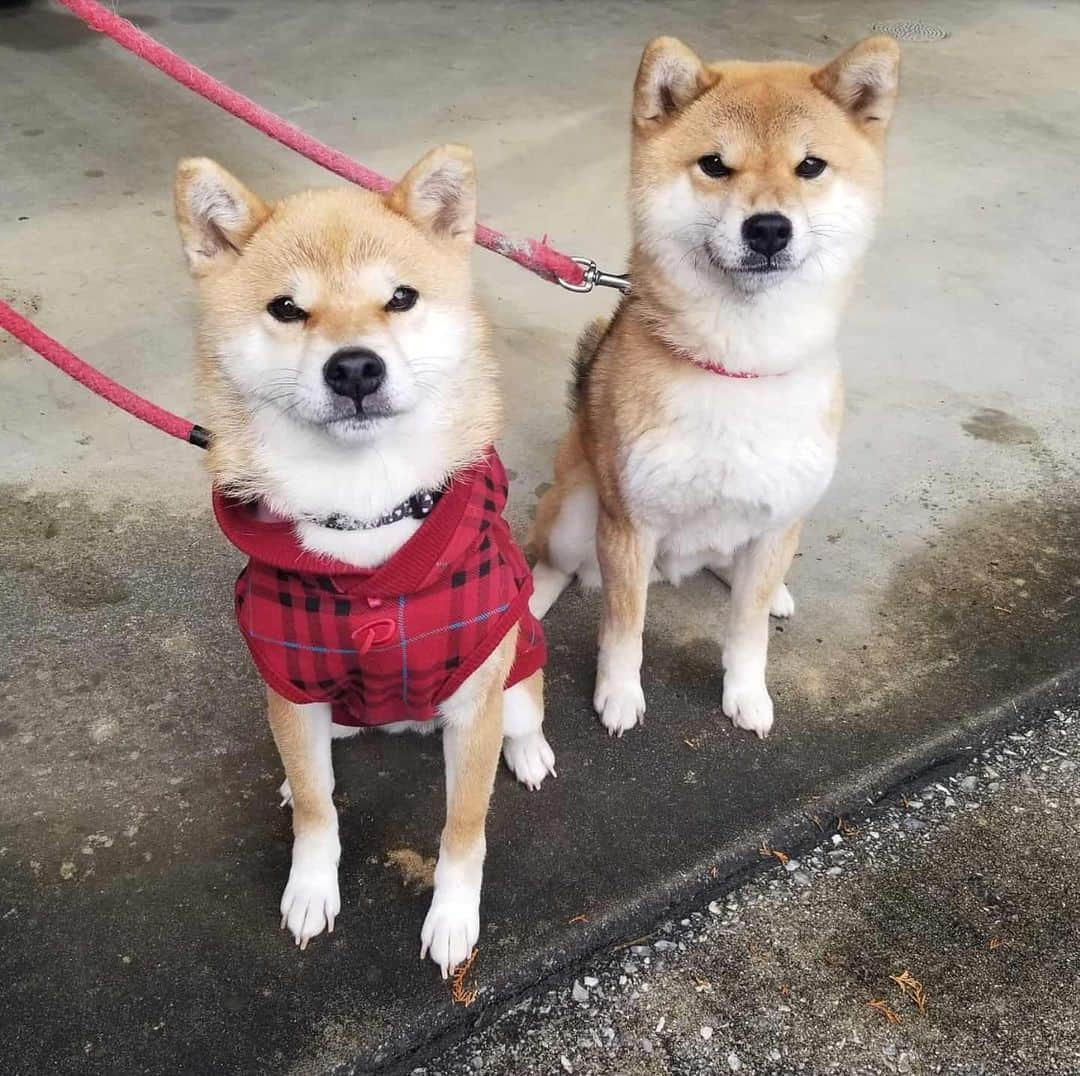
left=388, top=144, right=477, bottom=244
left=173, top=158, right=269, bottom=277
left=812, top=36, right=900, bottom=133
left=633, top=37, right=708, bottom=128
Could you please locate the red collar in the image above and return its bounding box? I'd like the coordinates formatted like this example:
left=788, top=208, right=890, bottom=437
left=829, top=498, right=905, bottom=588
left=676, top=348, right=769, bottom=379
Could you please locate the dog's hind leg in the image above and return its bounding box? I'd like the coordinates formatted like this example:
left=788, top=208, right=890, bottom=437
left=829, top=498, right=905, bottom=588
left=421, top=630, right=514, bottom=977
left=267, top=688, right=341, bottom=948
left=706, top=557, right=795, bottom=619
left=501, top=669, right=556, bottom=791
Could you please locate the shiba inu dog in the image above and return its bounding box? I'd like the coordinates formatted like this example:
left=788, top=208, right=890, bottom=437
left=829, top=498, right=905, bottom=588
left=174, top=145, right=555, bottom=976
left=530, top=36, right=900, bottom=739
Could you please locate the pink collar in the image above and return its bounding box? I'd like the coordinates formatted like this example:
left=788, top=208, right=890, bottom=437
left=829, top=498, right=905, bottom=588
left=676, top=348, right=770, bottom=379
left=689, top=358, right=763, bottom=379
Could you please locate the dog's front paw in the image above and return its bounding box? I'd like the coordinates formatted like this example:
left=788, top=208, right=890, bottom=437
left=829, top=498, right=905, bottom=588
left=278, top=778, right=293, bottom=808
left=420, top=885, right=480, bottom=978
left=722, top=677, right=774, bottom=739
left=770, top=583, right=795, bottom=619
left=594, top=675, right=645, bottom=737
left=502, top=731, right=557, bottom=791
left=280, top=836, right=341, bottom=949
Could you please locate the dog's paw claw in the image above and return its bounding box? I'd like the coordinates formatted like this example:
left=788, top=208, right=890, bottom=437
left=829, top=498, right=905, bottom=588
left=722, top=679, right=774, bottom=739
left=278, top=778, right=293, bottom=809
left=503, top=731, right=557, bottom=791
left=594, top=677, right=645, bottom=737
left=420, top=892, right=480, bottom=979
left=280, top=848, right=340, bottom=949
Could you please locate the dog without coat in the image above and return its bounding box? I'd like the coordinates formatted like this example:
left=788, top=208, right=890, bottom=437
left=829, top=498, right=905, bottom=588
left=531, top=36, right=901, bottom=739
left=174, top=145, right=555, bottom=976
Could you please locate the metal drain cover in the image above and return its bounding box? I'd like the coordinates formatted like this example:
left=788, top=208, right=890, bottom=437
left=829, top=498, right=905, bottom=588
left=871, top=19, right=949, bottom=42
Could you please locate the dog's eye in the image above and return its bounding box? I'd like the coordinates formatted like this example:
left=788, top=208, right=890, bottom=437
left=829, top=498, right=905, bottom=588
left=266, top=296, right=308, bottom=322
left=795, top=156, right=827, bottom=179
left=385, top=285, right=419, bottom=313
left=697, top=155, right=731, bottom=179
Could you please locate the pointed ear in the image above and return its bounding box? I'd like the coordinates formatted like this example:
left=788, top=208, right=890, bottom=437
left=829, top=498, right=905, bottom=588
left=387, top=144, right=476, bottom=244
left=812, top=36, right=900, bottom=133
left=633, top=36, right=708, bottom=129
left=173, top=158, right=270, bottom=277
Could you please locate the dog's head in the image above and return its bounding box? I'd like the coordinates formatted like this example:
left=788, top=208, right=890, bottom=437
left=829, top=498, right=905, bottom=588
left=630, top=36, right=900, bottom=295
left=175, top=145, right=480, bottom=445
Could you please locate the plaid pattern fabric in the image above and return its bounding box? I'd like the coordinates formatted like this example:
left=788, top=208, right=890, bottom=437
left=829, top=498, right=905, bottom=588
left=213, top=450, right=545, bottom=726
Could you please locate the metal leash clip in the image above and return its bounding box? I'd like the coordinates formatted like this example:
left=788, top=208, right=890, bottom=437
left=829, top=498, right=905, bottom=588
left=556, top=257, right=632, bottom=295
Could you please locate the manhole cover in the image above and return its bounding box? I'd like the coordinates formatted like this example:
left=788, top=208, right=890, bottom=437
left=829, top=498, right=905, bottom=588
left=870, top=19, right=950, bottom=42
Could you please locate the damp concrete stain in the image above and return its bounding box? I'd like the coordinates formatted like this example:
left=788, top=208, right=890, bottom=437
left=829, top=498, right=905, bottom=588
left=83, top=169, right=105, bottom=179
left=800, top=487, right=1080, bottom=727
left=963, top=407, right=1038, bottom=446
left=0, top=487, right=130, bottom=609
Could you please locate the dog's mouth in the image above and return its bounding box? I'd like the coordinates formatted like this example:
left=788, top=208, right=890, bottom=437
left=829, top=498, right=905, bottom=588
left=704, top=243, right=798, bottom=279
left=323, top=397, right=399, bottom=429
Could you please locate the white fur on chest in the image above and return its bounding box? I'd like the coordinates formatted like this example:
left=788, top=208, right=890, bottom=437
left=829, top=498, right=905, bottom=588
left=622, top=356, right=839, bottom=556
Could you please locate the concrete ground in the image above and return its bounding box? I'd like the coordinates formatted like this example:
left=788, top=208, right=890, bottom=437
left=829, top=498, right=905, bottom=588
left=1, top=1, right=1079, bottom=1073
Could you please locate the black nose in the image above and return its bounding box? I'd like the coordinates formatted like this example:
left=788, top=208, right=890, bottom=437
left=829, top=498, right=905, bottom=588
left=742, top=213, right=792, bottom=257
left=323, top=348, right=386, bottom=401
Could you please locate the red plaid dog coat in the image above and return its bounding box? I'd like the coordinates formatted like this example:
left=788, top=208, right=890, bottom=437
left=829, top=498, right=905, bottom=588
left=213, top=450, right=545, bottom=727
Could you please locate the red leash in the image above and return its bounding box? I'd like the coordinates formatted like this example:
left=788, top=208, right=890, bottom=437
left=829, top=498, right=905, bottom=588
left=54, top=0, right=590, bottom=290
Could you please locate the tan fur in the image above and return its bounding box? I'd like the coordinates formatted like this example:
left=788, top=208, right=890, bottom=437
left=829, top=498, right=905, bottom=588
left=441, top=628, right=516, bottom=860
left=266, top=687, right=334, bottom=837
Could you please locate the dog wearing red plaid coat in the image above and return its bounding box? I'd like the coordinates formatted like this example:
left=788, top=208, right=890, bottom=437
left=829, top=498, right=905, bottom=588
left=174, top=145, right=555, bottom=976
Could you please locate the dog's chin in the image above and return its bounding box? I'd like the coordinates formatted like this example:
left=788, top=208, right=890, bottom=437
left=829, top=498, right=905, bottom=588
left=321, top=412, right=399, bottom=444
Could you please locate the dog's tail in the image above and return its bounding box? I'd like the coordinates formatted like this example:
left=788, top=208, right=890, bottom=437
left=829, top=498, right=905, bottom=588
left=568, top=317, right=609, bottom=412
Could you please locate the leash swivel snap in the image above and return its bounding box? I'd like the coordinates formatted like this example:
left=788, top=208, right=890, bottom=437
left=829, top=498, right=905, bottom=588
left=556, top=257, right=632, bottom=295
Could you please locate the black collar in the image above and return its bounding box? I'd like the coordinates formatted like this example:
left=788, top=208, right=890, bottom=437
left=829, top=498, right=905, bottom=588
left=305, top=487, right=444, bottom=532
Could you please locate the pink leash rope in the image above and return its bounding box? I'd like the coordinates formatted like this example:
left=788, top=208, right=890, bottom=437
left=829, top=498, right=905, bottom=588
left=54, top=0, right=590, bottom=290
left=0, top=299, right=207, bottom=447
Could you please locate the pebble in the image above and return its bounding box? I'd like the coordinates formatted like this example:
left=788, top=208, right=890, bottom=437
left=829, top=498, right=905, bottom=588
left=784, top=859, right=800, bottom=872
left=792, top=871, right=812, bottom=887
left=826, top=866, right=843, bottom=876
left=901, top=816, right=926, bottom=833
left=630, top=945, right=651, bottom=957
left=701, top=1025, right=714, bottom=1040
left=960, top=775, right=979, bottom=792
left=728, top=1051, right=742, bottom=1071
left=583, top=976, right=599, bottom=988
left=653, top=940, right=678, bottom=952
left=559, top=1056, right=573, bottom=1073
left=571, top=981, right=589, bottom=1004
